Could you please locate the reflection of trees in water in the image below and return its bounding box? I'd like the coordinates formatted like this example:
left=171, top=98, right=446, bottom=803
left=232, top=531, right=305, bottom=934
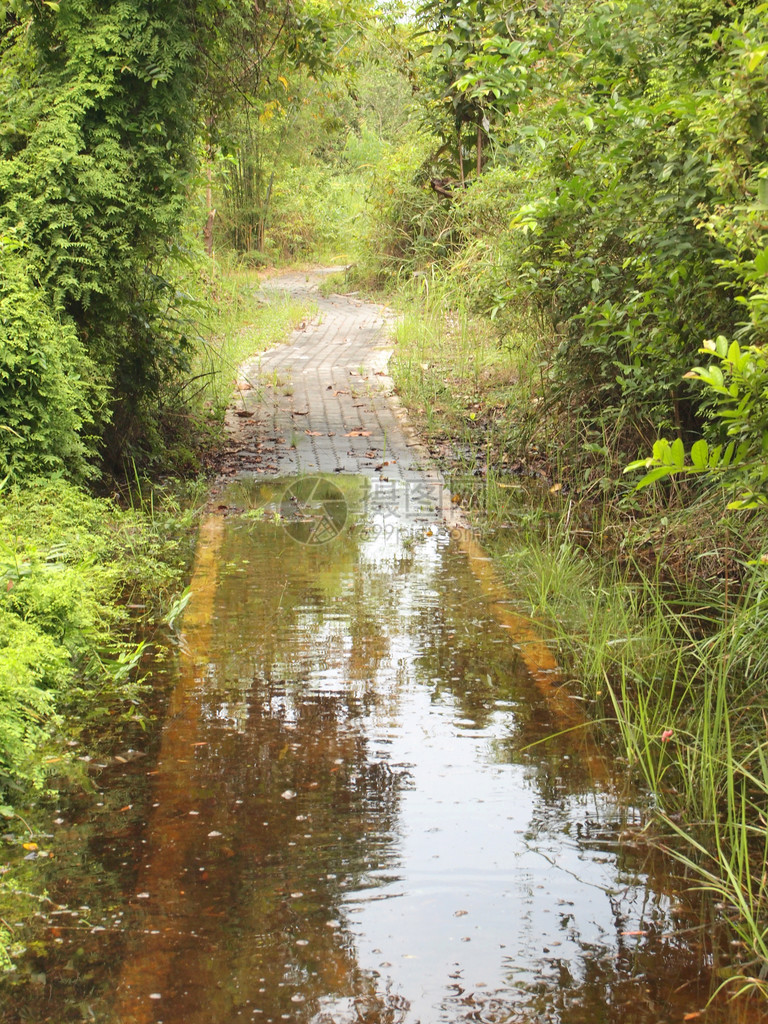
left=434, top=926, right=722, bottom=1024
left=107, top=668, right=411, bottom=1023
left=406, top=549, right=606, bottom=799
left=100, top=506, right=420, bottom=1024
left=311, top=980, right=410, bottom=1024
left=13, top=495, right=743, bottom=1024
left=177, top=680, right=410, bottom=1023
left=128, top=504, right=414, bottom=1023
left=215, top=514, right=405, bottom=689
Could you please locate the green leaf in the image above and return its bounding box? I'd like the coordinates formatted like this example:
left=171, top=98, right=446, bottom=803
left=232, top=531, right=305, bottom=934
left=754, top=247, right=768, bottom=275
left=624, top=458, right=652, bottom=473
left=635, top=465, right=675, bottom=489
left=670, top=437, right=685, bottom=470
left=652, top=438, right=671, bottom=463
left=720, top=441, right=736, bottom=468
left=690, top=439, right=708, bottom=470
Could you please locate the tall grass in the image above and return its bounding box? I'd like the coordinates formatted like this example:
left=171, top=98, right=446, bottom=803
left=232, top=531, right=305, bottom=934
left=387, top=271, right=768, bottom=991
left=390, top=282, right=547, bottom=471
left=491, top=516, right=768, bottom=990
left=191, top=257, right=316, bottom=418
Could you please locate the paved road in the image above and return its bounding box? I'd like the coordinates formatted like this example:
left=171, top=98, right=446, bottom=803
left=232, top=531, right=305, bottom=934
left=223, top=267, right=435, bottom=481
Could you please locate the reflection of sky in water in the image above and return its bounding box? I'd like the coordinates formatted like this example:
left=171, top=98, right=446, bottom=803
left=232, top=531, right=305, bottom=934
left=318, top=673, right=665, bottom=1022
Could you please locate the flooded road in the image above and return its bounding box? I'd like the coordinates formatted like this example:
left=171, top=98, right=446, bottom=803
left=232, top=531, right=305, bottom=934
left=54, top=476, right=753, bottom=1024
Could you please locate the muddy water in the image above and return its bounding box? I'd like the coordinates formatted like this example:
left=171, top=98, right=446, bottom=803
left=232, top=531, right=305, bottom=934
left=14, top=478, right=766, bottom=1023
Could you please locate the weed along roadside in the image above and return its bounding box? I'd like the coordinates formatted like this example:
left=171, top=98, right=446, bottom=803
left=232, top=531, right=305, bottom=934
left=385, top=284, right=768, bottom=1006
left=0, top=260, right=314, bottom=1016
left=1, top=0, right=767, bottom=1016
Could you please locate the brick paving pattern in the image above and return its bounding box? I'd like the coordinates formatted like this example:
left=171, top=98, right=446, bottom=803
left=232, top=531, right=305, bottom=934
left=223, top=267, right=443, bottom=488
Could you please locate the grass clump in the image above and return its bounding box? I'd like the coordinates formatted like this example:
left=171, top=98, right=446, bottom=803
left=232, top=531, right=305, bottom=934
left=141, top=255, right=316, bottom=472
left=391, top=283, right=547, bottom=479
left=487, top=508, right=768, bottom=992
left=194, top=261, right=316, bottom=419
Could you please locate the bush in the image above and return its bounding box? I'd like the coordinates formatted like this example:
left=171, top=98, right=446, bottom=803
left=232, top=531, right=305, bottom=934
left=0, top=478, right=194, bottom=800
left=0, top=244, right=101, bottom=481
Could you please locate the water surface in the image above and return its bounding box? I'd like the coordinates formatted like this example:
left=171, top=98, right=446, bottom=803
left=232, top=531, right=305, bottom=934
left=8, top=477, right=765, bottom=1024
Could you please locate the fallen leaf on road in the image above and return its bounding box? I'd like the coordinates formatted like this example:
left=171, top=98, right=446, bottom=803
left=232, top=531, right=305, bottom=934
left=345, top=430, right=371, bottom=437
left=305, top=431, right=323, bottom=436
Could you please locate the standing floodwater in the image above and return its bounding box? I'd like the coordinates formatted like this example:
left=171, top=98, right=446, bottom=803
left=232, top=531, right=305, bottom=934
left=55, top=476, right=754, bottom=1024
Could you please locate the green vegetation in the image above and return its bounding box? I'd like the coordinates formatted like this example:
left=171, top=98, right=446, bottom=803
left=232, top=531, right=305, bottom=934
left=0, top=0, right=404, bottom=976
left=348, top=0, right=768, bottom=996
left=335, top=0, right=768, bottom=991
left=0, top=478, right=198, bottom=966
left=193, top=260, right=316, bottom=421
left=3, top=0, right=768, bottom=1002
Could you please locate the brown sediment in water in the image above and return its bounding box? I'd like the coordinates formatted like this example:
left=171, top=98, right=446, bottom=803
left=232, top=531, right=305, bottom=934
left=112, top=514, right=224, bottom=1023
left=101, top=486, right=726, bottom=1024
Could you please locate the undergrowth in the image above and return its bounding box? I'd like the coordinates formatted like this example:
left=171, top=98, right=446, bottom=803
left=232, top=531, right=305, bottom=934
left=0, top=254, right=314, bottom=972
left=0, top=477, right=199, bottom=970
left=193, top=258, right=316, bottom=421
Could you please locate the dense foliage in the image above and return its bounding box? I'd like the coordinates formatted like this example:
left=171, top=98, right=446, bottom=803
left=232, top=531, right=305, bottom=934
left=352, top=0, right=768, bottom=989
left=0, top=240, right=99, bottom=480
left=0, top=0, right=359, bottom=973
left=3, top=0, right=768, bottom=997
left=0, top=0, right=209, bottom=466
left=359, top=0, right=768, bottom=499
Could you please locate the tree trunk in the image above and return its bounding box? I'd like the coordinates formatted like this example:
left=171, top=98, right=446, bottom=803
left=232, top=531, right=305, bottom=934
left=457, top=119, right=465, bottom=186
left=204, top=161, right=216, bottom=258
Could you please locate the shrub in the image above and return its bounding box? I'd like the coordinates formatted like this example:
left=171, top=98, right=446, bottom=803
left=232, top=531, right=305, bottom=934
left=0, top=244, right=100, bottom=481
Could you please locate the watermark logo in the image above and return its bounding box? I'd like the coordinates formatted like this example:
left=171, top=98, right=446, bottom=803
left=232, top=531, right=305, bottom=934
left=280, top=476, right=348, bottom=546
left=277, top=475, right=483, bottom=546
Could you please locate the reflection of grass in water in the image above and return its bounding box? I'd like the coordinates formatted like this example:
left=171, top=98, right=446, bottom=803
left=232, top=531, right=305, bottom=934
left=224, top=474, right=369, bottom=517
left=280, top=477, right=349, bottom=546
